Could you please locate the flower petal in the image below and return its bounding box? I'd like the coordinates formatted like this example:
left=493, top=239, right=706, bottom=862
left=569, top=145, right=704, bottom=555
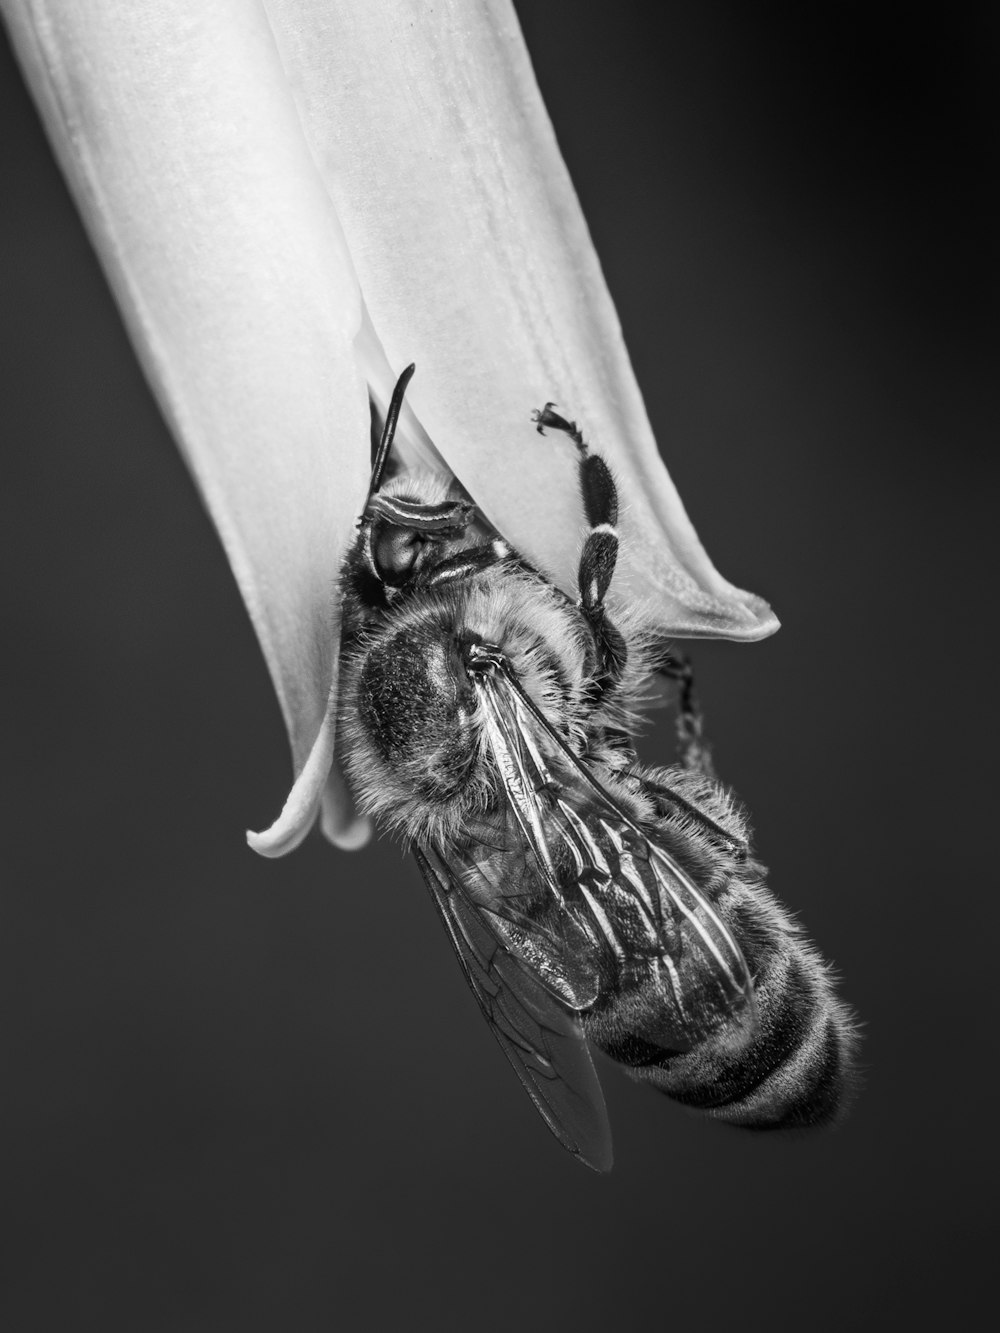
left=5, top=0, right=777, bottom=864
left=2, top=0, right=372, bottom=844
left=264, top=0, right=778, bottom=640
left=246, top=705, right=374, bottom=858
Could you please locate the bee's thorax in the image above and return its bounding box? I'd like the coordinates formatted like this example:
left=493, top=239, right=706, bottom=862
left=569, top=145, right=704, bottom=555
left=340, top=570, right=591, bottom=843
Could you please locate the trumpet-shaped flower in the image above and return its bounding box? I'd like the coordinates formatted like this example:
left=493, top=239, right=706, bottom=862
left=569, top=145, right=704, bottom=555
left=4, top=0, right=777, bottom=860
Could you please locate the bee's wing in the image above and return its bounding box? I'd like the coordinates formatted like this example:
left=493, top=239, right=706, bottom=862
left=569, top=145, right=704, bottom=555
left=570, top=803, right=758, bottom=1050
left=475, top=666, right=758, bottom=1053
left=414, top=845, right=613, bottom=1173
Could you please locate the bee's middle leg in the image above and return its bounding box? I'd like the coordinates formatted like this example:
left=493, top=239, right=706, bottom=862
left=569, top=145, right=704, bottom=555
left=533, top=403, right=627, bottom=689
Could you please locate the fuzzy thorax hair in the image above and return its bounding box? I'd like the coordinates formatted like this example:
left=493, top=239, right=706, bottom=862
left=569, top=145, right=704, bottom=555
left=339, top=566, right=648, bottom=846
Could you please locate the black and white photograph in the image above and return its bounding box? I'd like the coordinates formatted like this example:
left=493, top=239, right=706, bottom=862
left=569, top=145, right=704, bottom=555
left=1, top=2, right=994, bottom=1328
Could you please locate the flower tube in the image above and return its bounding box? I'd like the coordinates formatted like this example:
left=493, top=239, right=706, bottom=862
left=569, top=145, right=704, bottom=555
left=3, top=0, right=777, bottom=860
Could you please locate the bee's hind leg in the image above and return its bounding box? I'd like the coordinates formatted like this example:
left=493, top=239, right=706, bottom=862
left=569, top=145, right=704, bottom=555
left=532, top=403, right=627, bottom=691
left=657, top=649, right=716, bottom=779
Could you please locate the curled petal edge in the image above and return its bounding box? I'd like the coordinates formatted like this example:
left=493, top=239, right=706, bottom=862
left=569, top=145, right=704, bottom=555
left=247, top=702, right=373, bottom=857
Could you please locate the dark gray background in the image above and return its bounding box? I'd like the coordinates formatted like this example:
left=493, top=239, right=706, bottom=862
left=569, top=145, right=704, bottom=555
left=2, top=3, right=995, bottom=1329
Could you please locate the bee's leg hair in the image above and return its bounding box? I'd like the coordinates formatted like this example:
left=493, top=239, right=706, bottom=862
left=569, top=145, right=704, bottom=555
left=533, top=403, right=627, bottom=689
left=657, top=650, right=716, bottom=779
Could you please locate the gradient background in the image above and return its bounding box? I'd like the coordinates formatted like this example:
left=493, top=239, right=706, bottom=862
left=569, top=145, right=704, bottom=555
left=1, top=4, right=995, bottom=1329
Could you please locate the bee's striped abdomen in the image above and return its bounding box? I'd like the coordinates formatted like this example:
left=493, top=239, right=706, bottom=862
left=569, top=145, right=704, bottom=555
left=587, top=766, right=859, bottom=1129
left=652, top=886, right=858, bottom=1128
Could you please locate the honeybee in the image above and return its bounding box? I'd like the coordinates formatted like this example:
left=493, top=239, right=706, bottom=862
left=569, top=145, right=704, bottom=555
left=338, top=366, right=858, bottom=1170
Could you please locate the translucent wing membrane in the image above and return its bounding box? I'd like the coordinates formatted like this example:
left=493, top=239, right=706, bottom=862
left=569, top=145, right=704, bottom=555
left=414, top=847, right=613, bottom=1173
left=458, top=821, right=603, bottom=1013
left=412, top=661, right=757, bottom=1166
left=473, top=668, right=758, bottom=1051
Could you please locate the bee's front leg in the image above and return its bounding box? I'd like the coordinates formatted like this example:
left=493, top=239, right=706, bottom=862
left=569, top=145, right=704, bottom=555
left=417, top=539, right=514, bottom=590
left=532, top=403, right=627, bottom=691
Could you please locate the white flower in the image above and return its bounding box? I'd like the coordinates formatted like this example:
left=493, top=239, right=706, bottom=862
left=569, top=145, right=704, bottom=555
left=3, top=0, right=776, bottom=860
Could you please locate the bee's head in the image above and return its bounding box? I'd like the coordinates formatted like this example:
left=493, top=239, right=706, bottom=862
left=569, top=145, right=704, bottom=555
left=362, top=474, right=478, bottom=589
left=367, top=514, right=424, bottom=587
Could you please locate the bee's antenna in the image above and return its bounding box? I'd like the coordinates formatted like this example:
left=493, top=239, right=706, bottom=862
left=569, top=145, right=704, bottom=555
left=364, top=362, right=416, bottom=513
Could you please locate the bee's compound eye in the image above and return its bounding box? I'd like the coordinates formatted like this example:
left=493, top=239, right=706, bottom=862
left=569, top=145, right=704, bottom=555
left=372, top=521, right=422, bottom=586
